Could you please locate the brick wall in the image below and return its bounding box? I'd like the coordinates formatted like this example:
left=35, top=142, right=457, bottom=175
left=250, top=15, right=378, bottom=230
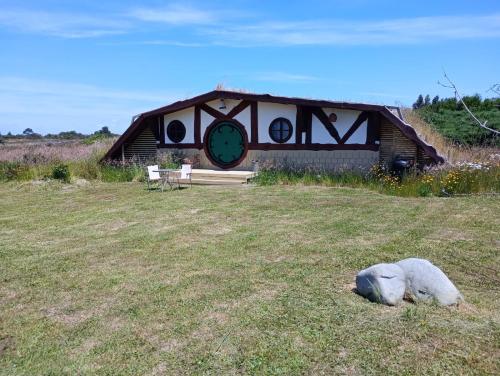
left=158, top=148, right=379, bottom=171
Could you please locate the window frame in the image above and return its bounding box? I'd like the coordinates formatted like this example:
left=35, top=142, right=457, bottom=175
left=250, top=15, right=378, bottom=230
left=268, top=117, right=293, bottom=144
left=166, top=120, right=186, bottom=143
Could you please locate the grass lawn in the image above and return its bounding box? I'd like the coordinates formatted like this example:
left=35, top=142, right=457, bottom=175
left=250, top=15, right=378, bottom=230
left=0, top=182, right=499, bottom=375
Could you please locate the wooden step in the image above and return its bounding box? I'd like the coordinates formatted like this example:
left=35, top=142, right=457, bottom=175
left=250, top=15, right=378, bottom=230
left=191, top=174, right=252, bottom=182
left=191, top=169, right=255, bottom=182
left=190, top=178, right=248, bottom=185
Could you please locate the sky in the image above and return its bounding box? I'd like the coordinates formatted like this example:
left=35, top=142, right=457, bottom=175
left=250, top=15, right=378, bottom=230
left=0, top=0, right=499, bottom=135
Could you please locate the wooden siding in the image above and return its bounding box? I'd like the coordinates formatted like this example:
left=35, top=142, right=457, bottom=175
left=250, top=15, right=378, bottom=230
left=124, top=127, right=157, bottom=161
left=379, top=118, right=417, bottom=167
left=417, top=146, right=434, bottom=168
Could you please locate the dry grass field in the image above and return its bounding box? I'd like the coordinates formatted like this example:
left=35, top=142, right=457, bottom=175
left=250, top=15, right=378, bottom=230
left=0, top=182, right=499, bottom=374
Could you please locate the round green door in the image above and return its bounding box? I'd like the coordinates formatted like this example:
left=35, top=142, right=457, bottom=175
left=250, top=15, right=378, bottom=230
left=206, top=121, right=246, bottom=168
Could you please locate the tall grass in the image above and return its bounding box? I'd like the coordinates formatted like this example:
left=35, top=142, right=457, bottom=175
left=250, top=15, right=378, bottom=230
left=403, top=109, right=499, bottom=164
left=253, top=162, right=500, bottom=197
left=0, top=139, right=183, bottom=183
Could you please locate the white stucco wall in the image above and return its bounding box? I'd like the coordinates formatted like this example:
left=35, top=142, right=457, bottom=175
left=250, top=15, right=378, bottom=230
left=164, top=108, right=195, bottom=144
left=311, top=108, right=367, bottom=144
left=205, top=99, right=241, bottom=115
left=202, top=99, right=251, bottom=134
left=257, top=102, right=296, bottom=144
left=162, top=102, right=367, bottom=146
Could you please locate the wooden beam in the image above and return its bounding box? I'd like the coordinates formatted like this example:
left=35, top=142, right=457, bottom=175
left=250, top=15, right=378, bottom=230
left=247, top=143, right=379, bottom=151
left=311, top=108, right=341, bottom=143
left=158, top=115, right=165, bottom=146
left=199, top=103, right=226, bottom=119
left=194, top=105, right=201, bottom=146
left=295, top=105, right=303, bottom=144
left=227, top=100, right=251, bottom=119
left=339, top=111, right=370, bottom=144
left=366, top=112, right=380, bottom=144
left=251, top=101, right=258, bottom=144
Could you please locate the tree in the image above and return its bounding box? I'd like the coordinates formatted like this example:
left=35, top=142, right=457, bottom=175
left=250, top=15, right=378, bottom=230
left=23, top=128, right=34, bottom=136
left=412, top=94, right=424, bottom=109
left=94, top=126, right=112, bottom=136
left=424, top=95, right=431, bottom=106
left=432, top=95, right=440, bottom=105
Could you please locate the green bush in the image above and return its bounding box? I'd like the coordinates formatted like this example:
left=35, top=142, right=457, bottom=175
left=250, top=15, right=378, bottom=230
left=51, top=164, right=71, bottom=182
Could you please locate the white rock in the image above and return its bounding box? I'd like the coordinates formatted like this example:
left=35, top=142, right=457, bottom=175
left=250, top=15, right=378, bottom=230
left=396, top=258, right=463, bottom=306
left=356, top=263, right=406, bottom=306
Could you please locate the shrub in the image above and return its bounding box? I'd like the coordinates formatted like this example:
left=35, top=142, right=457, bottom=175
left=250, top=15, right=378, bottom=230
left=51, top=164, right=71, bottom=182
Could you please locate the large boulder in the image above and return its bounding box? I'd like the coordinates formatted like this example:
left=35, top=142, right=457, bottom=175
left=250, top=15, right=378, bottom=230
left=356, top=263, right=406, bottom=306
left=396, top=258, right=463, bottom=306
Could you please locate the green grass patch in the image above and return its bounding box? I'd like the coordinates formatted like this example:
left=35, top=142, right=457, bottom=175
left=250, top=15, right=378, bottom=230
left=0, top=183, right=498, bottom=374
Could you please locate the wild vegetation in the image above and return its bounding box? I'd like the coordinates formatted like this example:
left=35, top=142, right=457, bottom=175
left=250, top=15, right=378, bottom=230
left=411, top=94, right=500, bottom=147
left=0, top=182, right=498, bottom=374
left=254, top=161, right=499, bottom=197
left=1, top=111, right=499, bottom=197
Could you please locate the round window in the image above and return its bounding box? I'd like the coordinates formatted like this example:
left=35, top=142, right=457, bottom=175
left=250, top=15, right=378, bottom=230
left=166, top=120, right=186, bottom=143
left=269, top=118, right=293, bottom=143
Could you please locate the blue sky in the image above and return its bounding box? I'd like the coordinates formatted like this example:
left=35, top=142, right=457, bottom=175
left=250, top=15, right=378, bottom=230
left=0, top=0, right=499, bottom=135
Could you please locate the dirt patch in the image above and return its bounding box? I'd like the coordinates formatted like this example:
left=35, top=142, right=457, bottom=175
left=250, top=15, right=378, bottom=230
left=205, top=311, right=228, bottom=324
left=42, top=297, right=117, bottom=327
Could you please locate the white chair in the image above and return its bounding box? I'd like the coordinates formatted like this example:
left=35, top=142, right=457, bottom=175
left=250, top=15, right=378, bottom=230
left=146, top=165, right=162, bottom=191
left=178, top=164, right=192, bottom=188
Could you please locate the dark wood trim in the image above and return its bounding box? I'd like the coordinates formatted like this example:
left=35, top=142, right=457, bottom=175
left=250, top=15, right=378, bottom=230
left=295, top=105, right=303, bottom=144
left=200, top=101, right=250, bottom=121
left=158, top=143, right=202, bottom=150
left=142, top=90, right=393, bottom=118
left=158, top=115, right=165, bottom=146
left=250, top=101, right=258, bottom=144
left=366, top=112, right=380, bottom=144
left=103, top=89, right=443, bottom=164
left=311, top=107, right=341, bottom=143
left=103, top=90, right=396, bottom=159
left=248, top=143, right=379, bottom=151
left=194, top=105, right=201, bottom=146
left=158, top=143, right=378, bottom=152
left=227, top=100, right=251, bottom=118
left=199, top=103, right=225, bottom=119
left=202, top=119, right=249, bottom=169
left=339, top=111, right=369, bottom=144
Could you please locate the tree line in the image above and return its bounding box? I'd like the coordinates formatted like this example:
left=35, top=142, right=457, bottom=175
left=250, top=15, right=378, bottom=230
left=412, top=94, right=500, bottom=111
left=0, top=126, right=117, bottom=141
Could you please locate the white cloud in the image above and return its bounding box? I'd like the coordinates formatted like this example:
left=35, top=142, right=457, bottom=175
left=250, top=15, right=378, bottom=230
left=130, top=4, right=218, bottom=25
left=0, top=9, right=128, bottom=38
left=204, top=14, right=500, bottom=46
left=0, top=77, right=182, bottom=134
left=0, top=4, right=498, bottom=46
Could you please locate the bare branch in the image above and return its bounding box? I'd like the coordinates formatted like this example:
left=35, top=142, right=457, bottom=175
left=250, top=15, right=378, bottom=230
left=440, top=71, right=499, bottom=135
left=487, top=84, right=500, bottom=97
